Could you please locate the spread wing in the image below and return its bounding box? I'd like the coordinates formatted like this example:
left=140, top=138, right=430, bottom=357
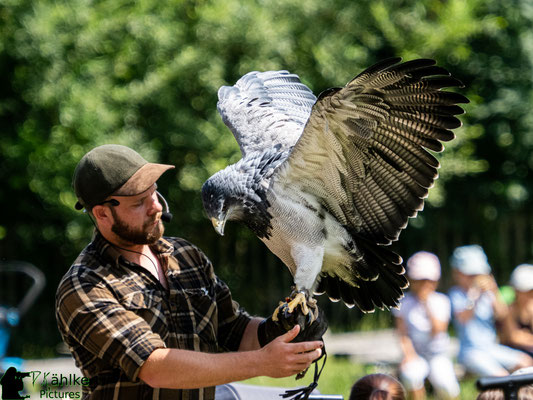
left=217, top=70, right=317, bottom=158
left=272, top=58, right=469, bottom=245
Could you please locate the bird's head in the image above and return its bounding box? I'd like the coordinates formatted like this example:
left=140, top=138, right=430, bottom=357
left=201, top=169, right=247, bottom=236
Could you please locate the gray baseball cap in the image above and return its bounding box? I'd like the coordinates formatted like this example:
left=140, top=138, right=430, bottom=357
left=73, top=144, right=174, bottom=210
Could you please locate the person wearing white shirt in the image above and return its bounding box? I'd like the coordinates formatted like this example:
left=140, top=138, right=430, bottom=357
left=394, top=251, right=460, bottom=400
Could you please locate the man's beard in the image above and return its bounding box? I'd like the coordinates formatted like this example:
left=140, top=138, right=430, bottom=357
left=110, top=209, right=164, bottom=245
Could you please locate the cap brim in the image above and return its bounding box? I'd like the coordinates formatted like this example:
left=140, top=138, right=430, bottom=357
left=113, top=163, right=174, bottom=196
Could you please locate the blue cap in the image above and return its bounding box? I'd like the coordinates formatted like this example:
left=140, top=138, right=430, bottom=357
left=450, top=245, right=491, bottom=275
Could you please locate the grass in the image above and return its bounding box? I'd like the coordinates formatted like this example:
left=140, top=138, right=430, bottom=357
left=242, top=356, right=480, bottom=399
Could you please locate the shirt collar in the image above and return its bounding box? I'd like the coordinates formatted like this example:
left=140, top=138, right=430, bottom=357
left=91, top=231, right=174, bottom=266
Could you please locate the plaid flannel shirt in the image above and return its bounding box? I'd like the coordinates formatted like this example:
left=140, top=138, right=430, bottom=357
left=56, top=232, right=251, bottom=400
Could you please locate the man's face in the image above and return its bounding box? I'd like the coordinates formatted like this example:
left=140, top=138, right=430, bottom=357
left=108, top=185, right=164, bottom=245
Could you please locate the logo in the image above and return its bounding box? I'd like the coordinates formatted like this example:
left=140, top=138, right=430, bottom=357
left=1, top=368, right=90, bottom=399
left=0, top=367, right=30, bottom=400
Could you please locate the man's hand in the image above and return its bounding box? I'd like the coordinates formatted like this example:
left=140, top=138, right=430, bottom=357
left=258, top=325, right=323, bottom=378
left=257, top=304, right=328, bottom=347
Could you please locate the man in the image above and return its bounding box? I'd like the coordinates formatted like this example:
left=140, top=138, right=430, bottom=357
left=55, top=144, right=325, bottom=400
left=394, top=251, right=460, bottom=400
left=448, top=245, right=533, bottom=377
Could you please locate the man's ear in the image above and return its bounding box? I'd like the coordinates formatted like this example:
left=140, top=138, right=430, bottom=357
left=92, top=204, right=112, bottom=226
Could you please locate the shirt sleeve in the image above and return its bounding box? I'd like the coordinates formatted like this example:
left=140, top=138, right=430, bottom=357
left=199, top=252, right=252, bottom=352
left=448, top=287, right=468, bottom=314
left=55, top=269, right=166, bottom=382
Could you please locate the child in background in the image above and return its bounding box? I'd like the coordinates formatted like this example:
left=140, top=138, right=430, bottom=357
left=501, top=264, right=533, bottom=357
left=449, top=245, right=533, bottom=377
left=394, top=251, right=460, bottom=399
left=349, top=373, right=406, bottom=400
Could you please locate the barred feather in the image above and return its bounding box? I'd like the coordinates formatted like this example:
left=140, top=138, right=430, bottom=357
left=274, top=57, right=467, bottom=309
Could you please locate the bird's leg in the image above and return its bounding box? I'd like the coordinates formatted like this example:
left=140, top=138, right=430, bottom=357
left=285, top=243, right=323, bottom=324
left=286, top=291, right=309, bottom=315
left=277, top=288, right=318, bottom=324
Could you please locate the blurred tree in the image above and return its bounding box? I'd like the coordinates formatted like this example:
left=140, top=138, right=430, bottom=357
left=0, top=0, right=532, bottom=354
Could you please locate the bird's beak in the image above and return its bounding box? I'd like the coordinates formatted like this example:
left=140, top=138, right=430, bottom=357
left=211, top=217, right=226, bottom=236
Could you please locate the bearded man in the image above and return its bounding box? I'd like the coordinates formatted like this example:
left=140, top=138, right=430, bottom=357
left=55, top=144, right=324, bottom=400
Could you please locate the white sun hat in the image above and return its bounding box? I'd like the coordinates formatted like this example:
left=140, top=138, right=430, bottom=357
left=407, top=251, right=441, bottom=281
left=510, top=264, right=533, bottom=292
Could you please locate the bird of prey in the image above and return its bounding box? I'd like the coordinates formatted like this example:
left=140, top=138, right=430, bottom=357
left=202, top=58, right=468, bottom=319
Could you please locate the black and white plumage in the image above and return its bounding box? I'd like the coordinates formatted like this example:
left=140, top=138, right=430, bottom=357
left=202, top=58, right=468, bottom=312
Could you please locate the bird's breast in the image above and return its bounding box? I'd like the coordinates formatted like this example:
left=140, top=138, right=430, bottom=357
left=260, top=187, right=358, bottom=281
left=259, top=189, right=327, bottom=271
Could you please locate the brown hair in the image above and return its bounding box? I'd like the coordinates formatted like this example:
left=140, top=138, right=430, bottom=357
left=349, top=373, right=406, bottom=400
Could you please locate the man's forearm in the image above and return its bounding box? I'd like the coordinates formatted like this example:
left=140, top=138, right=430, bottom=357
left=138, top=347, right=261, bottom=389
left=138, top=325, right=322, bottom=390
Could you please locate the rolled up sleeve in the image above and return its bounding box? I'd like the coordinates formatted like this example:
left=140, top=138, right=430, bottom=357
left=214, top=276, right=252, bottom=351
left=56, top=272, right=166, bottom=381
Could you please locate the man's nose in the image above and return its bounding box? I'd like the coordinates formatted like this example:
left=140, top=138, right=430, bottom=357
left=149, top=192, right=163, bottom=214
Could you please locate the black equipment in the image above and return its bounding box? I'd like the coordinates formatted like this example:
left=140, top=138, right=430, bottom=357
left=477, top=373, right=533, bottom=400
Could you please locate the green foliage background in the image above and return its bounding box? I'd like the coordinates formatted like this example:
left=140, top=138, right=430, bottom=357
left=1, top=0, right=533, bottom=357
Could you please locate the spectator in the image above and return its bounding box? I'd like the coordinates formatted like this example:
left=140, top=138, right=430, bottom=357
left=501, top=264, right=533, bottom=357
left=349, top=373, right=406, bottom=400
left=393, top=251, right=460, bottom=399
left=449, top=245, right=533, bottom=377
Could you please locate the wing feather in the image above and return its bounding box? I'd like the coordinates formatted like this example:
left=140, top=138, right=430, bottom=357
left=273, top=58, right=468, bottom=246
left=217, top=71, right=317, bottom=157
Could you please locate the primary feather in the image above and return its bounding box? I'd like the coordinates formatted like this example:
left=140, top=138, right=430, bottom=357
left=202, top=58, right=468, bottom=312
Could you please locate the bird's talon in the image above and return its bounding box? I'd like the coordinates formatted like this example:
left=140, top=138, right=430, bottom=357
left=272, top=307, right=280, bottom=322
left=307, top=297, right=317, bottom=308
left=301, top=300, right=309, bottom=315
left=272, top=299, right=290, bottom=322
left=287, top=292, right=307, bottom=314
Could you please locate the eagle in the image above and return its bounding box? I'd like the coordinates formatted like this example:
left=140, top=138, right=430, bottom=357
left=201, top=58, right=468, bottom=320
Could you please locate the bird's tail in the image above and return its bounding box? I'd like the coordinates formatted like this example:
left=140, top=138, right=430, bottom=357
left=315, top=234, right=408, bottom=312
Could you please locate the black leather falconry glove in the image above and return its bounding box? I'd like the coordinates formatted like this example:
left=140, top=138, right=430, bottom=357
left=259, top=302, right=329, bottom=398
left=257, top=303, right=328, bottom=347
